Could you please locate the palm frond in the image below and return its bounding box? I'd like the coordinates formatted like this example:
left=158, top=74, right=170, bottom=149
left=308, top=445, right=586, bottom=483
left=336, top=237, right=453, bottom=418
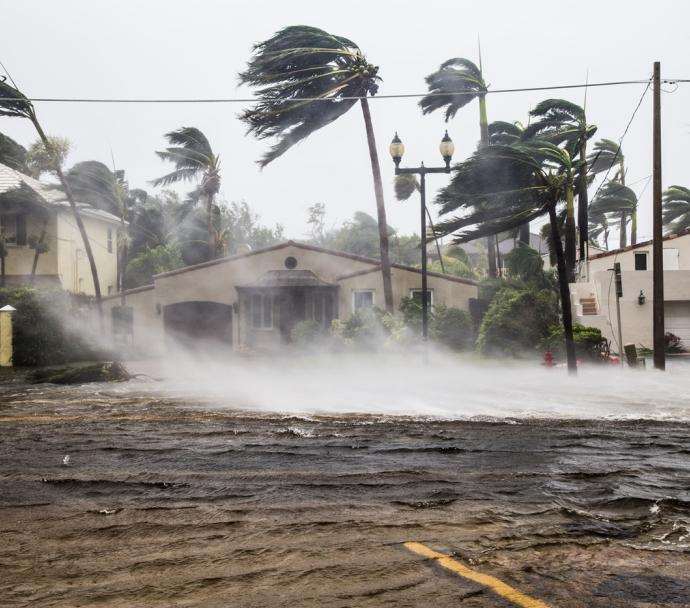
left=239, top=25, right=379, bottom=166
left=0, top=77, right=34, bottom=119
left=419, top=57, right=486, bottom=121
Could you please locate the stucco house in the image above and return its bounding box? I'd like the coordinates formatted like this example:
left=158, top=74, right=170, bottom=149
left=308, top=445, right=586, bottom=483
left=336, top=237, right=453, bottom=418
left=104, top=240, right=478, bottom=353
left=570, top=229, right=690, bottom=351
left=0, top=162, right=121, bottom=295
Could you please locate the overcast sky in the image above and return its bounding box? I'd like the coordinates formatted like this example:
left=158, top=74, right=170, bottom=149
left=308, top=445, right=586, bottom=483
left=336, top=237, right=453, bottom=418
left=1, top=0, right=688, bottom=242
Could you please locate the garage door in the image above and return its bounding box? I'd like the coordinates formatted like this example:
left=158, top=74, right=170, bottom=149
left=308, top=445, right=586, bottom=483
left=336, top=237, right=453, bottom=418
left=664, top=301, right=690, bottom=346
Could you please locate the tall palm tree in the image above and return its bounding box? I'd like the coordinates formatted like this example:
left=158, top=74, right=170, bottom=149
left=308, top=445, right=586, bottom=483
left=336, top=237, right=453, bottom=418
left=0, top=77, right=103, bottom=312
left=433, top=141, right=578, bottom=373
left=420, top=57, right=499, bottom=278
left=523, top=99, right=597, bottom=276
left=152, top=127, right=220, bottom=261
left=238, top=25, right=394, bottom=312
left=64, top=161, right=132, bottom=300
left=662, top=185, right=690, bottom=235
left=586, top=139, right=633, bottom=242
left=589, top=181, right=637, bottom=249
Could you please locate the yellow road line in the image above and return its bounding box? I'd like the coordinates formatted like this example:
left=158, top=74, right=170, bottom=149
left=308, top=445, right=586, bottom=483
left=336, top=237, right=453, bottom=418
left=404, top=541, right=551, bottom=608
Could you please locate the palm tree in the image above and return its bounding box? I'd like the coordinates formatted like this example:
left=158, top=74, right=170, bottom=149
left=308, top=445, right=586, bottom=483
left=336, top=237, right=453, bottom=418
left=64, top=161, right=132, bottom=299
left=0, top=132, right=28, bottom=172
left=589, top=181, right=637, bottom=248
left=239, top=25, right=394, bottom=312
left=487, top=120, right=532, bottom=246
left=523, top=99, right=597, bottom=276
left=0, top=77, right=103, bottom=312
left=420, top=58, right=499, bottom=278
left=662, top=185, right=690, bottom=234
left=152, top=127, right=220, bottom=261
left=588, top=139, right=633, bottom=243
left=588, top=208, right=610, bottom=250
left=433, top=141, right=579, bottom=373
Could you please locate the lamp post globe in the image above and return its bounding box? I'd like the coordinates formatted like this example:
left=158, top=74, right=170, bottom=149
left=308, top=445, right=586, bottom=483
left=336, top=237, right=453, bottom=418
left=439, top=130, right=454, bottom=168
left=389, top=132, right=405, bottom=168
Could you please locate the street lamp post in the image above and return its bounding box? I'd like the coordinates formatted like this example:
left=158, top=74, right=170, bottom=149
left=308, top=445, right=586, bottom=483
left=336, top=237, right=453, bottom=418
left=390, top=131, right=455, bottom=340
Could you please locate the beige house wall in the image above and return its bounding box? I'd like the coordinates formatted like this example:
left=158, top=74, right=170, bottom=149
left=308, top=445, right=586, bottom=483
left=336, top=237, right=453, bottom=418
left=573, top=233, right=690, bottom=350
left=56, top=210, right=119, bottom=296
left=3, top=213, right=59, bottom=277
left=106, top=242, right=478, bottom=354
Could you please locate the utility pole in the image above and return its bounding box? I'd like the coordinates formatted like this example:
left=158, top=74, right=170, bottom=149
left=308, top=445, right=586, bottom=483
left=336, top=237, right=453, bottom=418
left=652, top=61, right=665, bottom=370
left=613, top=263, right=624, bottom=367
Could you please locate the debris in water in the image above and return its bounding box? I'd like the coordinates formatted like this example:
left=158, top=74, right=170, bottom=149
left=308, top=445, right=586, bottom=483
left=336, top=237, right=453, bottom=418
left=29, top=362, right=131, bottom=385
left=62, top=455, right=70, bottom=466
left=96, top=508, right=120, bottom=516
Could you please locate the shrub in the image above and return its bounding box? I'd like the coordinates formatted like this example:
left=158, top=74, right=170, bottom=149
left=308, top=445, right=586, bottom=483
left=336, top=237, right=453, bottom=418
left=504, top=245, right=544, bottom=282
left=0, top=287, right=109, bottom=367
left=291, top=319, right=325, bottom=347
left=476, top=287, right=559, bottom=357
left=541, top=324, right=609, bottom=362
left=125, top=244, right=184, bottom=289
left=331, top=308, right=409, bottom=349
left=430, top=305, right=474, bottom=350
left=665, top=332, right=687, bottom=354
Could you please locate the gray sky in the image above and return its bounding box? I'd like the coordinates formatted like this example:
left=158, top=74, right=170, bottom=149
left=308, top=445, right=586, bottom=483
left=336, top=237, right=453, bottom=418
left=1, top=0, right=688, bottom=242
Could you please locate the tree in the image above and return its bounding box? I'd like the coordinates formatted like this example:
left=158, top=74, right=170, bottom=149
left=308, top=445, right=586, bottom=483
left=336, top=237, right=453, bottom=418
left=523, top=99, right=597, bottom=275
left=589, top=181, right=638, bottom=248
left=239, top=25, right=394, bottom=312
left=421, top=57, right=498, bottom=277
left=125, top=243, right=183, bottom=288
left=152, top=127, right=220, bottom=260
left=488, top=121, right=531, bottom=247
left=0, top=132, right=28, bottom=172
left=587, top=139, right=631, bottom=243
left=0, top=77, right=103, bottom=313
left=306, top=202, right=327, bottom=244
left=26, top=136, right=70, bottom=178
left=662, top=185, right=690, bottom=234
left=432, top=141, right=579, bottom=373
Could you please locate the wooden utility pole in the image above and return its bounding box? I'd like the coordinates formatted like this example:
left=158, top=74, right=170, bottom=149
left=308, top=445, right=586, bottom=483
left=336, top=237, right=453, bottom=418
left=652, top=61, right=665, bottom=370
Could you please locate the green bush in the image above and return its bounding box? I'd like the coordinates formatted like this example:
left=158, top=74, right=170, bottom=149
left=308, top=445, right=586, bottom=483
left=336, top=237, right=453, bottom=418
left=504, top=245, right=544, bottom=282
left=291, top=319, right=325, bottom=347
left=476, top=287, right=559, bottom=357
left=125, top=244, right=184, bottom=289
left=540, top=323, right=608, bottom=362
left=430, top=305, right=474, bottom=350
left=331, top=308, right=409, bottom=349
left=0, top=287, right=109, bottom=366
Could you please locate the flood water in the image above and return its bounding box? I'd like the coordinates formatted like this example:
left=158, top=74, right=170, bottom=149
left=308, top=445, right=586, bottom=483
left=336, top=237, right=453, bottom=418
left=1, top=357, right=689, bottom=607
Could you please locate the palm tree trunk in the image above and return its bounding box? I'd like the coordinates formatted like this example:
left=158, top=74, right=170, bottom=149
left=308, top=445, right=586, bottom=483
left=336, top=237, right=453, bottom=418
left=360, top=97, right=393, bottom=313
left=31, top=219, right=48, bottom=280
left=549, top=204, right=577, bottom=374
left=564, top=177, right=577, bottom=282
left=478, top=93, right=498, bottom=278
left=207, top=193, right=215, bottom=260
left=577, top=140, right=589, bottom=260
left=30, top=117, right=102, bottom=317
left=631, top=206, right=637, bottom=245
left=619, top=212, right=627, bottom=248
left=1, top=255, right=5, bottom=288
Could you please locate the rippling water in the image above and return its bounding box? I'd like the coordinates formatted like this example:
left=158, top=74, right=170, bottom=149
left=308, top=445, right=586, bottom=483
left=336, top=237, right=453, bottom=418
left=1, top=360, right=689, bottom=606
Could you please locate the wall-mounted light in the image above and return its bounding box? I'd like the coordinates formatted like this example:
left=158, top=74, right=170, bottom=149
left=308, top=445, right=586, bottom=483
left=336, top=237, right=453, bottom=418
left=638, top=290, right=646, bottom=305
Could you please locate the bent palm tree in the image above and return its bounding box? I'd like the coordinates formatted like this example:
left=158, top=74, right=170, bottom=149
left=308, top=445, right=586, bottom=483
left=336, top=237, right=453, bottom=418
left=152, top=127, right=220, bottom=260
left=589, top=181, right=637, bottom=248
left=420, top=57, right=499, bottom=278
left=662, top=185, right=690, bottom=235
left=239, top=25, right=393, bottom=312
left=0, top=77, right=102, bottom=311
left=487, top=120, right=524, bottom=146
left=433, top=141, right=578, bottom=373
left=524, top=99, right=597, bottom=275
left=587, top=139, right=634, bottom=242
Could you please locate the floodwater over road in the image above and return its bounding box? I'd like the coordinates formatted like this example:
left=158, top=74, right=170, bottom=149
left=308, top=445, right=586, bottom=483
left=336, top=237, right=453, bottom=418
left=1, top=356, right=689, bottom=607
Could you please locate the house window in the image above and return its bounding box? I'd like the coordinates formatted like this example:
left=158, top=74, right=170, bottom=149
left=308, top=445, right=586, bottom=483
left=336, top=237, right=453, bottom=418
left=310, top=292, right=335, bottom=327
left=353, top=290, right=374, bottom=312
left=250, top=294, right=273, bottom=329
left=663, top=248, right=679, bottom=270
left=410, top=289, right=434, bottom=307
left=107, top=228, right=113, bottom=253
left=634, top=252, right=648, bottom=271
left=0, top=214, right=26, bottom=245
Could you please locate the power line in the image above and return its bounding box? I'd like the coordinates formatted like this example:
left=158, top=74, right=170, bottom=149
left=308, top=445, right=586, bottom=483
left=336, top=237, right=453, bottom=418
left=1, top=78, right=688, bottom=104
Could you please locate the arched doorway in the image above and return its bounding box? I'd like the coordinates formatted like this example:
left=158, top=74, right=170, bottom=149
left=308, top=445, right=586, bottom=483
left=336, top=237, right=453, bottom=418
left=163, top=301, right=232, bottom=348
